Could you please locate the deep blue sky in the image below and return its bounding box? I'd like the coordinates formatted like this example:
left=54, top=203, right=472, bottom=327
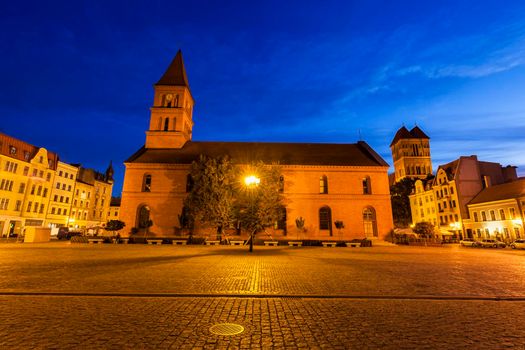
left=2, top=1, right=525, bottom=196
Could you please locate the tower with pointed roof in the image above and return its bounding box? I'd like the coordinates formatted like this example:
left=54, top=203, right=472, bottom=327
left=390, top=125, right=432, bottom=183
left=145, top=50, right=194, bottom=149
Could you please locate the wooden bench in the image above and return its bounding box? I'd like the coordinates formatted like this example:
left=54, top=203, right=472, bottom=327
left=88, top=238, right=105, bottom=244
left=322, top=242, right=337, bottom=247
left=147, top=239, right=164, bottom=245
left=172, top=240, right=187, bottom=245
left=288, top=241, right=302, bottom=247
left=205, top=240, right=220, bottom=246
left=346, top=242, right=361, bottom=247
left=264, top=241, right=279, bottom=246
left=230, top=240, right=245, bottom=246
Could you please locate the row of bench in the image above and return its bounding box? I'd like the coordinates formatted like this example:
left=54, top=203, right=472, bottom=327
left=87, top=238, right=367, bottom=247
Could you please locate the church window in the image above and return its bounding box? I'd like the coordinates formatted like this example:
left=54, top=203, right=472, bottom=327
left=363, top=207, right=378, bottom=237
left=163, top=118, right=169, bottom=131
left=319, top=175, right=328, bottom=194
left=362, top=176, right=371, bottom=194
left=142, top=174, right=152, bottom=192
left=186, top=174, right=194, bottom=193
left=319, top=206, right=332, bottom=233
left=279, top=176, right=284, bottom=193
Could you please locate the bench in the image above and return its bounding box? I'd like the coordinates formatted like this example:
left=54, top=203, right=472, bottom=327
left=288, top=241, right=303, bottom=247
left=88, top=238, right=105, bottom=244
left=322, top=242, right=337, bottom=247
left=346, top=242, right=361, bottom=247
left=172, top=240, right=187, bottom=245
left=119, top=238, right=129, bottom=244
left=205, top=240, right=220, bottom=246
left=264, top=241, right=279, bottom=246
left=147, top=239, right=164, bottom=245
left=230, top=240, right=245, bottom=246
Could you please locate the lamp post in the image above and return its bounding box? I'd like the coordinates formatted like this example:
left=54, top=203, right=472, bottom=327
left=244, top=175, right=260, bottom=253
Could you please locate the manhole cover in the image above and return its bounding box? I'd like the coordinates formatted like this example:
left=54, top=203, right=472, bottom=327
left=209, top=323, right=245, bottom=336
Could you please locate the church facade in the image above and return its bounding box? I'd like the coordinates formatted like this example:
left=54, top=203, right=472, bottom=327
left=120, top=51, right=394, bottom=241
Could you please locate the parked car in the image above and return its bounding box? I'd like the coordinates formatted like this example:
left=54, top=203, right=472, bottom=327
left=459, top=238, right=477, bottom=247
left=478, top=239, right=506, bottom=248
left=510, top=239, right=525, bottom=249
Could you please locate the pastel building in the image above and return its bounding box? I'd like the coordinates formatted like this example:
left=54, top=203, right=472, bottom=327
left=120, top=51, right=394, bottom=240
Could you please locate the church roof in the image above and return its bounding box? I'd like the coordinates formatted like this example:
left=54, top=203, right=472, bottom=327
left=155, top=50, right=190, bottom=88
left=469, top=179, right=525, bottom=205
left=389, top=126, right=429, bottom=147
left=126, top=141, right=389, bottom=167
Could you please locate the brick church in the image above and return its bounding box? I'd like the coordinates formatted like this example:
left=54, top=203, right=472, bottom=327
left=120, top=51, right=394, bottom=241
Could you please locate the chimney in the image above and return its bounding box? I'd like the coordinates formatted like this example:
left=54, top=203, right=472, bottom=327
left=502, top=165, right=518, bottom=182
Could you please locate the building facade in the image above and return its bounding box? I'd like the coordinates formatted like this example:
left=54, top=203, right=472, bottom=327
left=390, top=126, right=432, bottom=184
left=120, top=51, right=394, bottom=240
left=463, top=179, right=525, bottom=242
left=0, top=132, right=114, bottom=237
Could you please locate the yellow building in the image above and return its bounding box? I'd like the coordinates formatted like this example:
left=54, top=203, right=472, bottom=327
left=69, top=165, right=114, bottom=232
left=107, top=197, right=121, bottom=221
left=390, top=126, right=432, bottom=183
left=431, top=156, right=516, bottom=239
left=409, top=177, right=438, bottom=227
left=463, top=179, right=525, bottom=242
left=0, top=132, right=58, bottom=237
left=46, top=161, right=78, bottom=228
left=120, top=51, right=394, bottom=240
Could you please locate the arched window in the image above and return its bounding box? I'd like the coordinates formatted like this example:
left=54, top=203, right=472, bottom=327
left=137, top=205, right=151, bottom=229
left=163, top=118, right=169, bottom=131
left=142, top=174, right=152, bottom=192
left=319, top=175, right=328, bottom=194
left=319, top=206, right=332, bottom=235
left=276, top=206, right=287, bottom=232
left=363, top=207, right=378, bottom=237
left=278, top=176, right=284, bottom=193
left=362, top=176, right=372, bottom=194
left=186, top=174, right=194, bottom=193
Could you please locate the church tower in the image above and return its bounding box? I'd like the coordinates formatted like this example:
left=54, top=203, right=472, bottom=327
left=145, top=50, right=194, bottom=149
left=390, top=126, right=432, bottom=183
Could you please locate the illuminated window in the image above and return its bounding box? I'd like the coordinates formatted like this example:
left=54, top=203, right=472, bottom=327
left=490, top=210, right=496, bottom=221
left=499, top=209, right=506, bottom=220
left=363, top=207, right=378, bottom=237
left=510, top=208, right=515, bottom=219
left=481, top=211, right=487, bottom=221
left=142, top=174, right=152, bottom=192
left=319, top=176, right=328, bottom=194
left=362, top=176, right=371, bottom=194
left=473, top=212, right=479, bottom=222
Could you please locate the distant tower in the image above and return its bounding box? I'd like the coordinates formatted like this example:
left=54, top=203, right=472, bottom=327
left=145, top=50, right=194, bottom=149
left=390, top=126, right=432, bottom=183
left=105, top=161, right=114, bottom=184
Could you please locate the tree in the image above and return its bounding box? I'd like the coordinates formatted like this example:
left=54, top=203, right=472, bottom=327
left=105, top=220, right=125, bottom=236
left=413, top=222, right=435, bottom=238
left=184, top=155, right=236, bottom=241
left=235, top=162, right=285, bottom=252
left=390, top=178, right=415, bottom=227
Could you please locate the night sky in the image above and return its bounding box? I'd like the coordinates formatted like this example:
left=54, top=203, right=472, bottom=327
left=2, top=0, right=525, bottom=196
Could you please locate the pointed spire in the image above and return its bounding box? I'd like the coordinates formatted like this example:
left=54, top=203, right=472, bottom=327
left=105, top=160, right=114, bottom=182
left=155, top=50, right=190, bottom=89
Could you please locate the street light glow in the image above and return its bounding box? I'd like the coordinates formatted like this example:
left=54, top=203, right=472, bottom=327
left=244, top=175, right=260, bottom=187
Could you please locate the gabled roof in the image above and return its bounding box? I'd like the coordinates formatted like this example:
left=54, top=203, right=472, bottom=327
left=410, top=126, right=429, bottom=139
left=390, top=126, right=429, bottom=147
left=155, top=50, right=190, bottom=89
left=126, top=141, right=389, bottom=167
left=469, top=179, right=525, bottom=205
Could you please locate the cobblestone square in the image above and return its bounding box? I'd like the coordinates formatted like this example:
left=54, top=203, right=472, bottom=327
left=1, top=243, right=524, bottom=348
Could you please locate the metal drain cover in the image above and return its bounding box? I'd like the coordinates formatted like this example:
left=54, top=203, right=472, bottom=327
left=209, top=323, right=245, bottom=336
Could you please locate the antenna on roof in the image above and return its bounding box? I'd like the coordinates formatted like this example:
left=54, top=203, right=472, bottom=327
left=358, top=129, right=362, bottom=141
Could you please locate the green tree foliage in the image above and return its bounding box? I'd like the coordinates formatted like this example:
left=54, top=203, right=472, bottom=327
left=105, top=220, right=125, bottom=235
left=184, top=155, right=236, bottom=239
left=413, top=221, right=435, bottom=238
left=390, top=178, right=415, bottom=227
left=235, top=162, right=285, bottom=234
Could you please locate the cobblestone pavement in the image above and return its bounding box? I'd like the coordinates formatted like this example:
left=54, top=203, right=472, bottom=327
left=1, top=243, right=525, bottom=348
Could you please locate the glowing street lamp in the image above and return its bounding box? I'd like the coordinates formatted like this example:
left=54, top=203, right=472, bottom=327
left=244, top=175, right=260, bottom=187
left=244, top=175, right=260, bottom=253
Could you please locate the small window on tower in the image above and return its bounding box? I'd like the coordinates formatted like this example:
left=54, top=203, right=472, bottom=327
left=164, top=118, right=169, bottom=131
